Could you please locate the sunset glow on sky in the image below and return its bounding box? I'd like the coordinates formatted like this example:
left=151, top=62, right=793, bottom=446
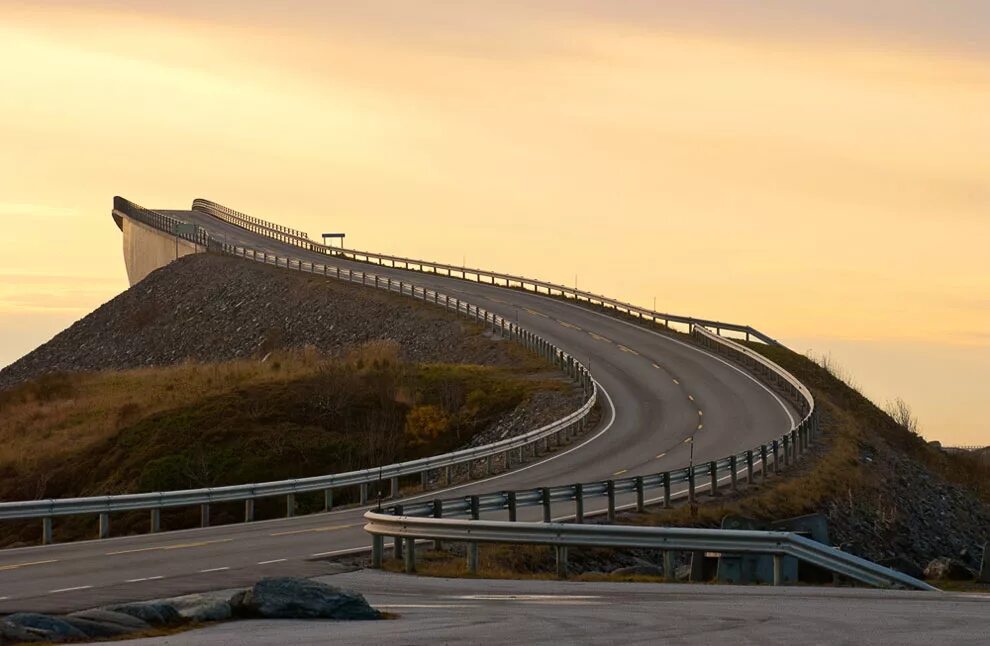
left=0, top=1, right=987, bottom=444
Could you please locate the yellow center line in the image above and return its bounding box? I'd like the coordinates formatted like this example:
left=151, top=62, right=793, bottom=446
left=588, top=332, right=611, bottom=343
left=524, top=308, right=549, bottom=318
left=269, top=523, right=359, bottom=537
left=0, top=559, right=58, bottom=572
left=617, top=345, right=639, bottom=355
left=106, top=538, right=233, bottom=556
left=488, top=297, right=512, bottom=305
left=558, top=320, right=582, bottom=331
left=612, top=469, right=628, bottom=476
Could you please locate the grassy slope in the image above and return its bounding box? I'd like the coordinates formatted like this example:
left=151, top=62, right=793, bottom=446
left=0, top=342, right=569, bottom=546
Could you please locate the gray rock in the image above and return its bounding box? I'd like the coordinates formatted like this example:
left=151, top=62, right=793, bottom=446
left=612, top=565, right=665, bottom=577
left=924, top=557, right=974, bottom=581
left=233, top=577, right=379, bottom=620
left=2, top=613, right=87, bottom=642
left=0, top=618, right=45, bottom=643
left=105, top=601, right=182, bottom=626
left=62, top=616, right=134, bottom=639
left=167, top=594, right=233, bottom=622
left=69, top=608, right=151, bottom=631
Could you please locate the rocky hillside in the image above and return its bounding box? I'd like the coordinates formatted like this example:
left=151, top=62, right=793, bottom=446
left=0, top=253, right=519, bottom=389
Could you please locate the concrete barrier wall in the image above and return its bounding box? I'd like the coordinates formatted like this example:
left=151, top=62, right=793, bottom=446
left=120, top=215, right=202, bottom=286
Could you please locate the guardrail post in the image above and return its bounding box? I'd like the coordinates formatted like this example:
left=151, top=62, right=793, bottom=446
left=541, top=487, right=552, bottom=522
left=606, top=480, right=616, bottom=523
left=404, top=537, right=416, bottom=573
left=99, top=512, right=110, bottom=539
left=746, top=451, right=754, bottom=484
left=486, top=454, right=494, bottom=476
left=730, top=456, right=738, bottom=492
left=445, top=465, right=453, bottom=485
left=760, top=445, right=769, bottom=482
left=772, top=441, right=780, bottom=475
left=42, top=517, right=53, bottom=545
left=466, top=495, right=481, bottom=574
left=709, top=462, right=718, bottom=496
left=782, top=436, right=790, bottom=468
left=556, top=546, right=569, bottom=579
left=635, top=476, right=645, bottom=512
left=360, top=483, right=369, bottom=505
left=663, top=551, right=675, bottom=580
left=433, top=499, right=444, bottom=551
left=507, top=491, right=518, bottom=522
left=201, top=503, right=210, bottom=528
left=372, top=534, right=384, bottom=569
left=393, top=505, right=404, bottom=561
left=286, top=494, right=295, bottom=518
left=574, top=484, right=584, bottom=523
left=662, top=472, right=672, bottom=507
left=773, top=554, right=783, bottom=586
left=391, top=476, right=400, bottom=499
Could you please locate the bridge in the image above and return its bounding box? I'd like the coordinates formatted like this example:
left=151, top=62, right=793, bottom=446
left=0, top=197, right=936, bottom=618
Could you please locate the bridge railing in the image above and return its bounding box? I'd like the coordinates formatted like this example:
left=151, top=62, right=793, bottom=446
left=0, top=218, right=597, bottom=545
left=191, top=198, right=309, bottom=241
left=363, top=511, right=936, bottom=591
left=113, top=197, right=210, bottom=247
left=190, top=199, right=779, bottom=344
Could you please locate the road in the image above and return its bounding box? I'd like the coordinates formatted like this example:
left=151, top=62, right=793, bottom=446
left=131, top=570, right=990, bottom=645
left=0, top=205, right=797, bottom=612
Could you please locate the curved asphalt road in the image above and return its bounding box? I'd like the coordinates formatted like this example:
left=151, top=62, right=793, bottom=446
left=0, top=206, right=798, bottom=613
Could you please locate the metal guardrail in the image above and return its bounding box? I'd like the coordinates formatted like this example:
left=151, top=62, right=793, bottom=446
left=113, top=197, right=210, bottom=248
left=0, top=209, right=598, bottom=546
left=190, top=198, right=309, bottom=241
left=363, top=512, right=937, bottom=591
left=190, top=199, right=779, bottom=344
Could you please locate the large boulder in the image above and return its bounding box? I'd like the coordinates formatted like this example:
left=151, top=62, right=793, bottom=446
left=68, top=609, right=151, bottom=632
left=231, top=577, right=379, bottom=620
left=924, top=557, right=974, bottom=581
left=104, top=601, right=182, bottom=626
left=61, top=617, right=134, bottom=639
left=1, top=613, right=87, bottom=642
left=166, top=594, right=232, bottom=622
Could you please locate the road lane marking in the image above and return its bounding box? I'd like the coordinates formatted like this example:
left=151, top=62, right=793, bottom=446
left=0, top=559, right=58, bottom=572
left=558, top=320, right=582, bottom=331
left=454, top=594, right=601, bottom=601
left=310, top=546, right=372, bottom=558
left=612, top=469, right=628, bottom=476
left=50, top=586, right=92, bottom=594
left=524, top=308, right=549, bottom=318
left=617, top=344, right=639, bottom=355
left=698, top=424, right=704, bottom=430
left=106, top=538, right=233, bottom=556
left=588, top=332, right=611, bottom=343
left=258, top=559, right=288, bottom=565
left=652, top=363, right=661, bottom=369
left=672, top=378, right=680, bottom=385
left=687, top=395, right=694, bottom=401
left=380, top=604, right=478, bottom=609
left=655, top=452, right=667, bottom=459
left=683, top=437, right=692, bottom=444
left=126, top=576, right=164, bottom=583
left=698, top=410, right=704, bottom=416
left=269, top=523, right=358, bottom=537
left=199, top=567, right=230, bottom=573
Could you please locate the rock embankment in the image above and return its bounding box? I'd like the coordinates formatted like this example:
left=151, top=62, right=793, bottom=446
left=0, top=577, right=379, bottom=643
left=0, top=253, right=515, bottom=390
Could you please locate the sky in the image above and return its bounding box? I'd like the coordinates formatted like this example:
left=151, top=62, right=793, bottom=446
left=0, top=1, right=987, bottom=445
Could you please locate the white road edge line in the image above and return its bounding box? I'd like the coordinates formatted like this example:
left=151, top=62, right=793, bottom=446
left=199, top=567, right=230, bottom=573
left=258, top=559, right=288, bottom=565
left=50, top=586, right=92, bottom=594
left=125, top=576, right=164, bottom=583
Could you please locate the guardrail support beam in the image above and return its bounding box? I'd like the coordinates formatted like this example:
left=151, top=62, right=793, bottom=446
left=541, top=488, right=552, bottom=523
left=663, top=551, right=675, bottom=581
left=635, top=476, right=645, bottom=512
left=507, top=491, right=518, bottom=522
left=730, top=456, right=738, bottom=492
left=393, top=505, right=404, bottom=561
left=746, top=451, right=754, bottom=484
left=200, top=503, right=210, bottom=528
left=773, top=554, right=783, bottom=586
left=324, top=488, right=333, bottom=512
left=99, top=512, right=110, bottom=539
left=150, top=509, right=160, bottom=534
left=404, top=537, right=416, bottom=573
left=466, top=542, right=479, bottom=574
left=433, top=500, right=444, bottom=551
left=606, top=480, right=616, bottom=523
left=662, top=472, right=671, bottom=507
left=574, top=484, right=584, bottom=523
left=245, top=499, right=255, bottom=522
left=42, top=517, right=53, bottom=545
left=360, top=483, right=369, bottom=505
left=390, top=477, right=400, bottom=499
left=556, top=546, right=569, bottom=579
left=372, top=535, right=383, bottom=569
left=286, top=494, right=295, bottom=518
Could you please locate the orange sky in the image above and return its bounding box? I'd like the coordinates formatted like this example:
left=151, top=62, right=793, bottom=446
left=0, top=2, right=987, bottom=444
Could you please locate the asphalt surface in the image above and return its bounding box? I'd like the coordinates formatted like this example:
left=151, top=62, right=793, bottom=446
left=0, top=206, right=798, bottom=613
left=130, top=571, right=990, bottom=645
